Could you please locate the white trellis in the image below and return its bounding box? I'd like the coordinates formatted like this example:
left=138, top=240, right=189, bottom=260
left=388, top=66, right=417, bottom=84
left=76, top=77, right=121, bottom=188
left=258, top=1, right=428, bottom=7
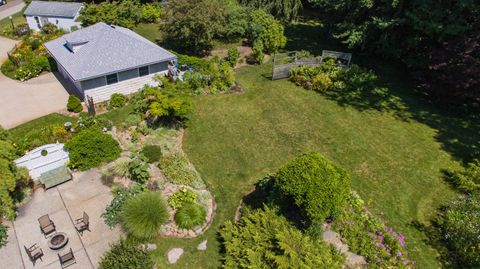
left=14, top=143, right=70, bottom=180
left=272, top=50, right=353, bottom=80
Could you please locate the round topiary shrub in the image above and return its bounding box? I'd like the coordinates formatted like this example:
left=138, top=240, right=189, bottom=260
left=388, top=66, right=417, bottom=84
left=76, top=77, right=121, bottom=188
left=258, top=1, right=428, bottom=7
left=99, top=239, right=153, bottom=269
left=443, top=195, right=480, bottom=266
left=122, top=191, right=168, bottom=239
left=274, top=152, right=351, bottom=224
left=174, top=202, right=206, bottom=230
left=141, top=145, right=162, bottom=163
left=67, top=95, right=83, bottom=113
left=65, top=128, right=120, bottom=170
left=110, top=93, right=127, bottom=108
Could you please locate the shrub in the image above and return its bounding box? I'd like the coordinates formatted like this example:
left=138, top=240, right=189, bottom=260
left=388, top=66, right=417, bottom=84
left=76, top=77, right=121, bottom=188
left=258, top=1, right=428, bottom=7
left=274, top=152, right=351, bottom=224
left=14, top=56, right=51, bottom=81
left=124, top=114, right=143, bottom=128
left=174, top=202, right=206, bottom=229
left=99, top=239, right=153, bottom=269
left=443, top=195, right=480, bottom=266
left=1, top=59, right=16, bottom=78
left=110, top=93, right=127, bottom=108
left=226, top=48, right=240, bottom=67
left=0, top=223, right=8, bottom=248
left=251, top=41, right=264, bottom=64
left=142, top=3, right=162, bottom=23
left=102, top=184, right=146, bottom=228
left=67, top=95, right=83, bottom=113
left=65, top=128, right=120, bottom=170
left=168, top=187, right=197, bottom=209
left=247, top=9, right=286, bottom=53
left=128, top=153, right=150, bottom=183
left=122, top=191, right=168, bottom=239
left=220, top=206, right=345, bottom=268
left=444, top=160, right=480, bottom=193
left=158, top=154, right=203, bottom=188
left=141, top=145, right=162, bottom=163
left=311, top=73, right=333, bottom=92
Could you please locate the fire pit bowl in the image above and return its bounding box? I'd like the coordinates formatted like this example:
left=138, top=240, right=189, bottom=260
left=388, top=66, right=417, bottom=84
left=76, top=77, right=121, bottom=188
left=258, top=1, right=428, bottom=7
left=48, top=232, right=69, bottom=250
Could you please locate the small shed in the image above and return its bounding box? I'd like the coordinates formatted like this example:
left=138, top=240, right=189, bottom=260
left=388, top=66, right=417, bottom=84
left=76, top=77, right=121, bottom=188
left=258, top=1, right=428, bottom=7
left=24, top=1, right=83, bottom=32
left=15, top=143, right=70, bottom=180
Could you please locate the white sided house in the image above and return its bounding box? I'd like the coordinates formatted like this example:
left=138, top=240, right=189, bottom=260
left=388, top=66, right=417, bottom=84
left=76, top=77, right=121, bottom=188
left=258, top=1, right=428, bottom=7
left=24, top=1, right=83, bottom=32
left=44, top=22, right=177, bottom=103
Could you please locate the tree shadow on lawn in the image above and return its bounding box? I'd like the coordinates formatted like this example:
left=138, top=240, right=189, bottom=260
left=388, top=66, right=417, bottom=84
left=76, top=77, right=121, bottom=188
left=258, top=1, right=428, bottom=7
left=283, top=23, right=480, bottom=163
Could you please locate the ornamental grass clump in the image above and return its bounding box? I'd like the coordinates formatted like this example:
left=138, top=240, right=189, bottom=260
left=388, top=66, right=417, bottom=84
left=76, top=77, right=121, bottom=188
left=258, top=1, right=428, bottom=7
left=174, top=202, right=206, bottom=229
left=121, top=191, right=168, bottom=239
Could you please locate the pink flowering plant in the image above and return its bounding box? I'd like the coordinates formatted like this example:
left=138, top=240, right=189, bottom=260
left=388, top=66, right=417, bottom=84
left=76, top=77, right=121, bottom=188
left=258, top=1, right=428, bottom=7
left=334, top=191, right=414, bottom=268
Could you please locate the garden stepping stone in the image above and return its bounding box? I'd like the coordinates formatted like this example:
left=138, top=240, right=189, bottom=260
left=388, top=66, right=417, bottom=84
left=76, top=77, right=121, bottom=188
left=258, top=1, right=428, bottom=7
left=197, top=240, right=207, bottom=251
left=144, top=243, right=157, bottom=251
left=167, top=248, right=184, bottom=264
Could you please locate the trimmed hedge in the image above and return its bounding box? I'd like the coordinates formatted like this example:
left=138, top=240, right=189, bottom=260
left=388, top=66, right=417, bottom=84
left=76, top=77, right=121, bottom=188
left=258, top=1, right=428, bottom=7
left=65, top=128, right=120, bottom=170
left=275, top=152, right=351, bottom=224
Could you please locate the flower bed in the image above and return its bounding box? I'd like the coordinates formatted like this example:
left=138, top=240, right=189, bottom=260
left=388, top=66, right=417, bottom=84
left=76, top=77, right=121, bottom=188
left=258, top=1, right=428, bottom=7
left=334, top=191, right=414, bottom=268
left=1, top=30, right=63, bottom=81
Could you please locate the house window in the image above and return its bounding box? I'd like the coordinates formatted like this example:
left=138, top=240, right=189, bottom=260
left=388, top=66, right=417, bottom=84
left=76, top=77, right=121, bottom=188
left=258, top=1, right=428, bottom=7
left=34, top=17, right=41, bottom=28
left=139, top=66, right=149, bottom=77
left=106, top=74, right=118, bottom=85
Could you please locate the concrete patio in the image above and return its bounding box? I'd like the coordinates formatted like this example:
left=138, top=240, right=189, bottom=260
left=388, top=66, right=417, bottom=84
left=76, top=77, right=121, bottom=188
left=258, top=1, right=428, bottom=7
left=0, top=169, right=122, bottom=269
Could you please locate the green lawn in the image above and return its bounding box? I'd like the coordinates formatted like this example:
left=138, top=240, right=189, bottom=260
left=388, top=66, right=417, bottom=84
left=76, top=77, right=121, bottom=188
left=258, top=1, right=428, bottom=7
left=8, top=113, right=74, bottom=139
left=175, top=62, right=469, bottom=268
left=133, top=22, right=162, bottom=43
left=0, top=10, right=26, bottom=39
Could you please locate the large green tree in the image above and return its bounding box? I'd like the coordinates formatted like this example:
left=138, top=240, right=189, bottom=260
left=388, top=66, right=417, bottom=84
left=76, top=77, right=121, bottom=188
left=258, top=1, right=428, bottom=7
left=239, top=0, right=302, bottom=22
left=308, top=0, right=480, bottom=104
left=162, top=0, right=227, bottom=55
left=0, top=128, right=30, bottom=220
left=79, top=0, right=143, bottom=28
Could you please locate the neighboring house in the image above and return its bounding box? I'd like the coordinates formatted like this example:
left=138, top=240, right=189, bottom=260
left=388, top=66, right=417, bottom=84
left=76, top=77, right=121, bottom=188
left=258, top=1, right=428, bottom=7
left=24, top=1, right=83, bottom=31
left=44, top=22, right=177, bottom=103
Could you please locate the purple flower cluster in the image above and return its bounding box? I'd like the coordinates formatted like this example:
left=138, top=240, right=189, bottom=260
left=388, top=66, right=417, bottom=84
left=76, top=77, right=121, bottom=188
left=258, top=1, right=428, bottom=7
left=368, top=227, right=414, bottom=267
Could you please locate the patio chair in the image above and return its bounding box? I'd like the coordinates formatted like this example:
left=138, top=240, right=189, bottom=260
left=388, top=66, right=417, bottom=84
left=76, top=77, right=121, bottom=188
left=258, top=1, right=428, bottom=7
left=24, top=243, right=44, bottom=266
left=38, top=214, right=56, bottom=237
left=74, top=212, right=90, bottom=236
left=58, top=248, right=76, bottom=268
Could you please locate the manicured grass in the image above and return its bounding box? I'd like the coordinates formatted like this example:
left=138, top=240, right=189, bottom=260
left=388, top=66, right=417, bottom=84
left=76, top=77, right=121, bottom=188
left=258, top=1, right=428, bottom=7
left=97, top=104, right=135, bottom=128
left=8, top=113, right=74, bottom=139
left=0, top=10, right=26, bottom=39
left=171, top=62, right=467, bottom=268
left=133, top=23, right=162, bottom=43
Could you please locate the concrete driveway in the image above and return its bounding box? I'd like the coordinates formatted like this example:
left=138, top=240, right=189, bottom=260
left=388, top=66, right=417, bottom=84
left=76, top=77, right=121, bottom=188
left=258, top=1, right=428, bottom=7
left=0, top=36, right=70, bottom=129
left=0, top=0, right=25, bottom=20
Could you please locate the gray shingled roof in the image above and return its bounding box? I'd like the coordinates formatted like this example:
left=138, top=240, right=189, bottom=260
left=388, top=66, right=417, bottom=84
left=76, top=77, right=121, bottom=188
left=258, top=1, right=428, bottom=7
left=44, top=22, right=177, bottom=81
left=24, top=1, right=83, bottom=18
